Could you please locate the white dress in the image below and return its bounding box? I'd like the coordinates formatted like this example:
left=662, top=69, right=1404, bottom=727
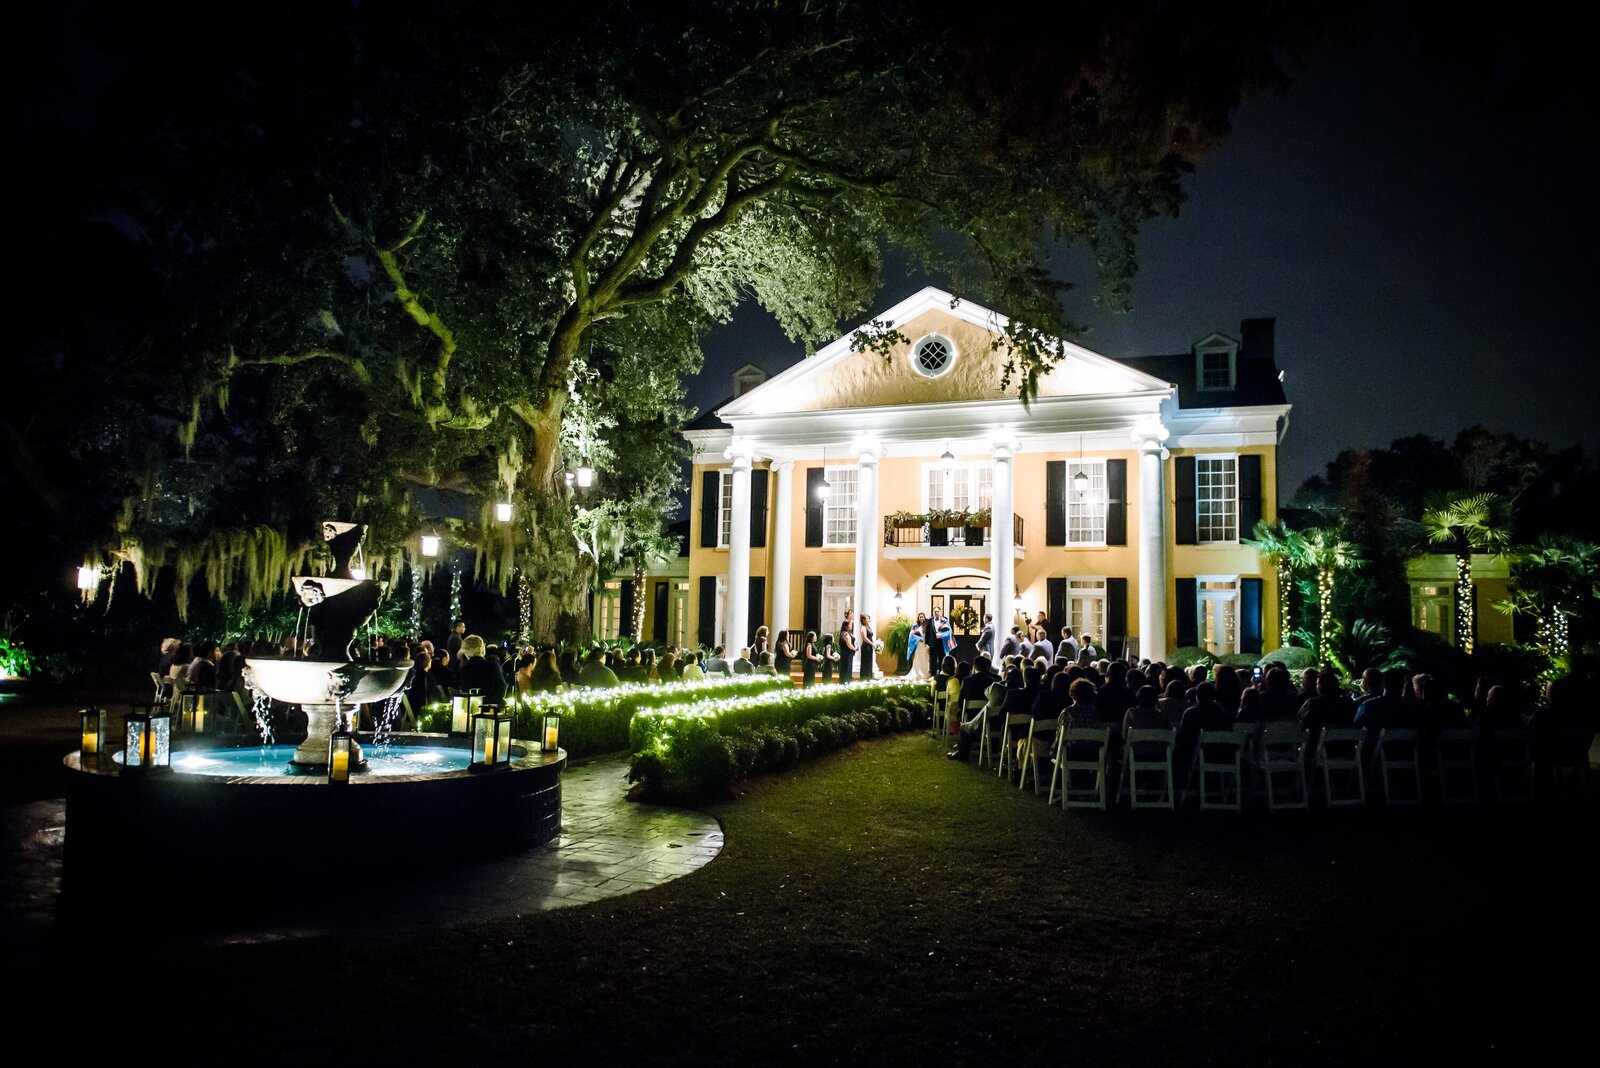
left=905, top=637, right=931, bottom=680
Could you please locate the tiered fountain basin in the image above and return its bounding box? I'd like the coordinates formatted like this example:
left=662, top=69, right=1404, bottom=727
left=61, top=732, right=565, bottom=906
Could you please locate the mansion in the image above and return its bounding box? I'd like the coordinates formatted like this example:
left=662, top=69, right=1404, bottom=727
left=634, top=288, right=1291, bottom=672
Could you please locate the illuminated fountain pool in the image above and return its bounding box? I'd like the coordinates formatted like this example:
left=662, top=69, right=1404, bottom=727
left=59, top=522, right=564, bottom=916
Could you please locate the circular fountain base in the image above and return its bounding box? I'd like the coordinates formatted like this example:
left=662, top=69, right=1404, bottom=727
left=61, top=734, right=564, bottom=911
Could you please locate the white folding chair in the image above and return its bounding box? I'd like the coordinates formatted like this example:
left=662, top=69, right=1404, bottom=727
left=1376, top=728, right=1424, bottom=806
left=996, top=712, right=1032, bottom=779
left=151, top=671, right=174, bottom=708
left=1234, top=720, right=1265, bottom=801
left=1192, top=730, right=1246, bottom=811
left=1258, top=723, right=1309, bottom=811
left=930, top=683, right=949, bottom=737
left=1050, top=727, right=1111, bottom=810
left=1490, top=728, right=1537, bottom=804
left=1434, top=728, right=1480, bottom=805
left=1315, top=726, right=1367, bottom=807
left=1117, top=728, right=1176, bottom=810
left=1018, top=717, right=1059, bottom=795
left=977, top=705, right=1007, bottom=770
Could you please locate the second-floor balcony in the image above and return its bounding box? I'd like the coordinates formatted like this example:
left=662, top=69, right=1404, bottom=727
left=883, top=511, right=1026, bottom=560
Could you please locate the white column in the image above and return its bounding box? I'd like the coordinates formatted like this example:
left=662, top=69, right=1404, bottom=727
left=724, top=443, right=754, bottom=655
left=991, top=436, right=1018, bottom=661
left=769, top=460, right=793, bottom=640
left=852, top=439, right=882, bottom=675
left=1134, top=423, right=1171, bottom=663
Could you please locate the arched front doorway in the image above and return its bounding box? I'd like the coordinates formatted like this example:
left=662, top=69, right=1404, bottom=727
left=925, top=570, right=990, bottom=662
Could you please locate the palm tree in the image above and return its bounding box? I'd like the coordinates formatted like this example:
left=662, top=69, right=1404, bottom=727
left=1420, top=492, right=1511, bottom=655
left=1243, top=519, right=1310, bottom=650
left=1506, top=535, right=1600, bottom=664
left=1300, top=527, right=1362, bottom=666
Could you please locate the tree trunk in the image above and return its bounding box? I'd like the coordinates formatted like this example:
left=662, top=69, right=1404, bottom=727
left=631, top=564, right=646, bottom=643
left=1456, top=552, right=1474, bottom=654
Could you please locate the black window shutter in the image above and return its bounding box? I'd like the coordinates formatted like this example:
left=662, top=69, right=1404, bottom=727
left=750, top=469, right=769, bottom=549
left=697, top=576, right=717, bottom=648
left=1045, top=461, right=1066, bottom=546
left=700, top=471, right=720, bottom=548
left=1047, top=577, right=1066, bottom=635
left=748, top=577, right=765, bottom=650
left=804, top=469, right=824, bottom=547
left=1241, top=578, right=1263, bottom=654
left=1106, top=459, right=1128, bottom=546
left=1174, top=456, right=1198, bottom=545
left=1106, top=577, right=1128, bottom=652
left=618, top=579, right=635, bottom=640
left=652, top=581, right=668, bottom=642
left=1176, top=578, right=1198, bottom=648
left=1238, top=455, right=1263, bottom=536
left=803, top=575, right=822, bottom=636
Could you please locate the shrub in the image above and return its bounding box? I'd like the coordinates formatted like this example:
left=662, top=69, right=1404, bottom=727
left=1165, top=646, right=1216, bottom=669
left=1259, top=645, right=1317, bottom=672
left=628, top=680, right=931, bottom=799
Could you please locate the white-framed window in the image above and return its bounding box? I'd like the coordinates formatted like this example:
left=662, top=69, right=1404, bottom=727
left=1066, top=578, right=1106, bottom=644
left=595, top=580, right=624, bottom=639
left=824, top=466, right=858, bottom=546
left=670, top=581, right=689, bottom=647
left=715, top=470, right=734, bottom=548
left=1064, top=460, right=1107, bottom=545
left=1195, top=456, right=1238, bottom=544
left=1195, top=334, right=1238, bottom=391
left=1413, top=584, right=1453, bottom=638
left=910, top=333, right=958, bottom=379
left=822, top=576, right=855, bottom=637
left=924, top=462, right=993, bottom=512
left=1197, top=575, right=1240, bottom=655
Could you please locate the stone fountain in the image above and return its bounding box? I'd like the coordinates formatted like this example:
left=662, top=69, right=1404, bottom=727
left=241, top=521, right=412, bottom=769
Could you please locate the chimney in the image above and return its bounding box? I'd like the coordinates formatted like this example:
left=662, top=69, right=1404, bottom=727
left=1239, top=318, right=1275, bottom=362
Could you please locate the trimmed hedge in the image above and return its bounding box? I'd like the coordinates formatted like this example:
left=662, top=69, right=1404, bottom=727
left=1258, top=645, right=1318, bottom=673
left=415, top=676, right=787, bottom=759
left=628, top=680, right=932, bottom=800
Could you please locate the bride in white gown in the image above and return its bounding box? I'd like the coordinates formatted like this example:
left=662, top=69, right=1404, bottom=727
left=904, top=614, right=932, bottom=680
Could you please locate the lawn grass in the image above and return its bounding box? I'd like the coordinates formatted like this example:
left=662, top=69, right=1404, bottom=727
left=23, top=728, right=1598, bottom=1064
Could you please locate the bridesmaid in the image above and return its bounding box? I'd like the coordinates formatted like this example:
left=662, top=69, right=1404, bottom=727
left=858, top=614, right=875, bottom=680
left=838, top=611, right=857, bottom=684
left=820, top=633, right=838, bottom=684
left=802, top=631, right=822, bottom=687
left=773, top=629, right=795, bottom=682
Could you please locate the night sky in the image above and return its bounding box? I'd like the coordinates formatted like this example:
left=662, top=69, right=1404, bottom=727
left=692, top=16, right=1598, bottom=497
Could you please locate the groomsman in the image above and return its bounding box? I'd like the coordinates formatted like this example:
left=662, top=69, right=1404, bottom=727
left=930, top=607, right=955, bottom=659
left=976, top=612, right=995, bottom=662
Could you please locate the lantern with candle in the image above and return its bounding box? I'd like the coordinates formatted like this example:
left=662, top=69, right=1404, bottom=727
left=122, top=704, right=172, bottom=773
left=470, top=704, right=512, bottom=772
left=327, top=725, right=354, bottom=784
left=80, top=706, right=106, bottom=757
left=541, top=712, right=561, bottom=754
left=451, top=689, right=483, bottom=734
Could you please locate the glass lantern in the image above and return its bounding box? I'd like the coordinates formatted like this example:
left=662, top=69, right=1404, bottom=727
left=122, top=704, right=172, bottom=773
left=451, top=690, right=483, bottom=734
left=80, top=706, right=106, bottom=757
left=541, top=712, right=561, bottom=754
left=179, top=690, right=213, bottom=734
left=470, top=705, right=512, bottom=771
left=496, top=501, right=513, bottom=523
left=327, top=727, right=354, bottom=784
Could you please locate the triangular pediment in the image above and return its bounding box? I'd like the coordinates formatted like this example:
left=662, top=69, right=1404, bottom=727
left=719, top=288, right=1171, bottom=418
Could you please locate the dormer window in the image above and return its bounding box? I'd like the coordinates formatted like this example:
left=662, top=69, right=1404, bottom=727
left=732, top=363, right=767, bottom=398
left=1193, top=333, right=1238, bottom=392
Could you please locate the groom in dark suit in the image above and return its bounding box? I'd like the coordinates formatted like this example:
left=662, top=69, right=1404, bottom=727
left=975, top=613, right=995, bottom=662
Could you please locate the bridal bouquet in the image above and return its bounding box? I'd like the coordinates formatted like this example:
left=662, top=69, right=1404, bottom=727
left=873, top=639, right=884, bottom=652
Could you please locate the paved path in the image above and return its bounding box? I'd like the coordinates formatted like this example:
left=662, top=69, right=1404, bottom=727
left=0, top=688, right=722, bottom=949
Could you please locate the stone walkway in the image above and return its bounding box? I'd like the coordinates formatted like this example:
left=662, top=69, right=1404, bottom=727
left=0, top=753, right=722, bottom=949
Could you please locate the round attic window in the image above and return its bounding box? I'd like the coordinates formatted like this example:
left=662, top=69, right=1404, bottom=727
left=910, top=333, right=957, bottom=379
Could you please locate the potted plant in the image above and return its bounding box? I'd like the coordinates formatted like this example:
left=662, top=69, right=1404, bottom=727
left=883, top=613, right=913, bottom=672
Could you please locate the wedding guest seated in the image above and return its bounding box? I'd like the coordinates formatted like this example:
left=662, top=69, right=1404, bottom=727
left=529, top=650, right=564, bottom=693
left=754, top=651, right=777, bottom=676
left=1257, top=666, right=1300, bottom=721
left=680, top=651, right=705, bottom=681
left=947, top=656, right=1003, bottom=760
left=577, top=647, right=620, bottom=689
left=1298, top=669, right=1356, bottom=755
left=732, top=647, right=755, bottom=674
left=1124, top=684, right=1171, bottom=736
left=1176, top=681, right=1232, bottom=772
left=1159, top=677, right=1192, bottom=722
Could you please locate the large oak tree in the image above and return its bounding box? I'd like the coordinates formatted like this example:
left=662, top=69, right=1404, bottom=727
left=15, top=0, right=1316, bottom=639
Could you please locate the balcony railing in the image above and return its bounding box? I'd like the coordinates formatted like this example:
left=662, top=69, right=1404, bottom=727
left=883, top=515, right=1025, bottom=549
